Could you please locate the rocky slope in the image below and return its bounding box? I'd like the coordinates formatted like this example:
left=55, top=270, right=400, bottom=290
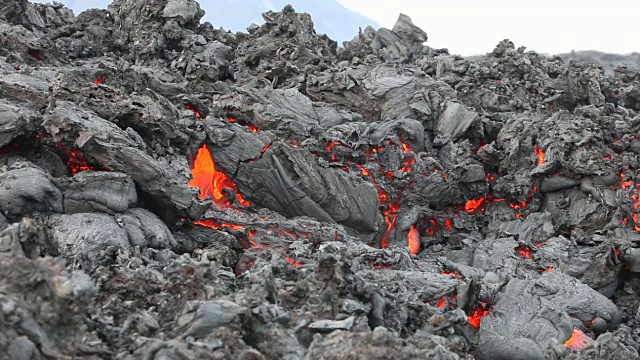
left=1, top=0, right=640, bottom=359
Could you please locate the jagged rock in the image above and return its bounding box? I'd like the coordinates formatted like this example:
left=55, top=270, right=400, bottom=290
left=0, top=164, right=63, bottom=220
left=62, top=171, right=137, bottom=214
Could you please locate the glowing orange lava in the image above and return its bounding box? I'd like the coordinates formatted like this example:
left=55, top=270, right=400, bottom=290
left=286, top=256, right=302, bottom=266
left=195, top=219, right=245, bottom=231
left=465, top=197, right=486, bottom=214
left=94, top=75, right=106, bottom=84
left=436, top=297, right=447, bottom=308
left=535, top=145, right=545, bottom=166
left=65, top=149, right=93, bottom=175
left=468, top=305, right=489, bottom=329
left=189, top=144, right=250, bottom=208
left=408, top=225, right=420, bottom=255
left=185, top=105, right=205, bottom=121
left=517, top=245, right=533, bottom=259
left=620, top=173, right=633, bottom=189
left=249, top=124, right=260, bottom=132
left=565, top=328, right=593, bottom=351
left=444, top=218, right=453, bottom=230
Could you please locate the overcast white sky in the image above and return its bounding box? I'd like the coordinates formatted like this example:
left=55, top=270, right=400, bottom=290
left=37, top=0, right=639, bottom=56
left=336, top=0, right=640, bottom=56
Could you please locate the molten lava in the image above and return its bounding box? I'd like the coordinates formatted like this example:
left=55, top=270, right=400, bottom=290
left=94, top=75, right=106, bottom=85
left=66, top=150, right=92, bottom=175
left=185, top=105, right=205, bottom=121
left=620, top=173, right=633, bottom=189
left=195, top=219, right=245, bottom=231
left=516, top=245, right=533, bottom=259
left=534, top=145, right=545, bottom=166
left=444, top=218, right=453, bottom=230
left=468, top=304, right=490, bottom=329
left=189, top=144, right=250, bottom=208
left=286, top=256, right=302, bottom=267
left=465, top=197, right=486, bottom=214
left=436, top=297, right=447, bottom=308
left=565, top=328, right=593, bottom=351
left=408, top=225, right=420, bottom=255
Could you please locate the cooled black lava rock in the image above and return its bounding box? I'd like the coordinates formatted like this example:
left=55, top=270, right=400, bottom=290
left=1, top=0, right=640, bottom=359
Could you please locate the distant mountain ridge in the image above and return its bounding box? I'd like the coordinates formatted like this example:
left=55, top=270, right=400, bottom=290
left=558, top=50, right=640, bottom=74
left=466, top=50, right=640, bottom=75
left=38, top=0, right=379, bottom=43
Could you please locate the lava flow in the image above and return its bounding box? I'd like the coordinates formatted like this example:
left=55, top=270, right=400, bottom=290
left=189, top=144, right=250, bottom=208
left=468, top=303, right=490, bottom=329
left=565, top=328, right=594, bottom=351
left=94, top=75, right=106, bottom=84
left=535, top=144, right=545, bottom=166
left=407, top=225, right=420, bottom=255
left=516, top=245, right=533, bottom=259
left=185, top=105, right=205, bottom=121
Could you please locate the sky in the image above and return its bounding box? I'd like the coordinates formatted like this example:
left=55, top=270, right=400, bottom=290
left=35, top=0, right=640, bottom=56
left=336, top=0, right=640, bottom=55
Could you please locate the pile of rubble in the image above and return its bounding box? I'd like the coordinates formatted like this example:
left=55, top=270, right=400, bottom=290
left=2, top=0, right=640, bottom=359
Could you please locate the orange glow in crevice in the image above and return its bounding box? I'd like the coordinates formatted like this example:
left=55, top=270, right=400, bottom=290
left=195, top=219, right=245, bottom=231
left=516, top=245, right=533, bottom=259
left=61, top=148, right=109, bottom=176
left=189, top=144, right=250, bottom=208
left=465, top=197, right=486, bottom=214
left=468, top=304, right=490, bottom=329
left=565, top=328, right=593, bottom=351
left=534, top=145, right=545, bottom=166
left=408, top=225, right=420, bottom=255
left=185, top=105, right=205, bottom=121
left=94, top=75, right=106, bottom=84
left=619, top=173, right=633, bottom=189
left=66, top=150, right=92, bottom=175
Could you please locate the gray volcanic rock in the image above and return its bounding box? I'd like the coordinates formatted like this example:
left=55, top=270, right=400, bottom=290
left=0, top=0, right=639, bottom=359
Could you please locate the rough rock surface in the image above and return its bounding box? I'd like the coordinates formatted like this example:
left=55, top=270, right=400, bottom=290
left=0, top=1, right=640, bottom=359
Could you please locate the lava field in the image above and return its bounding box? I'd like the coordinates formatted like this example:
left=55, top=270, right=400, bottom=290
left=2, top=0, right=640, bottom=359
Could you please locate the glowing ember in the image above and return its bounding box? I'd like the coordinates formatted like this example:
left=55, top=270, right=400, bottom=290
left=441, top=271, right=462, bottom=278
left=286, top=256, right=302, bottom=267
left=195, top=219, right=245, bottom=231
left=486, top=173, right=496, bottom=181
left=249, top=124, right=260, bottom=132
left=465, top=197, right=486, bottom=214
left=444, top=218, right=453, bottom=230
left=538, top=266, right=554, bottom=273
left=185, top=105, right=205, bottom=121
left=66, top=150, right=91, bottom=175
left=534, top=145, right=545, bottom=166
left=436, top=297, right=447, bottom=308
left=408, top=225, right=420, bottom=255
left=379, top=216, right=396, bottom=249
left=94, top=75, right=106, bottom=84
left=565, top=328, right=594, bottom=351
left=189, top=144, right=250, bottom=208
left=510, top=201, right=528, bottom=210
left=517, top=245, right=533, bottom=259
left=620, top=173, right=633, bottom=189
left=468, top=304, right=489, bottom=329
left=325, top=141, right=347, bottom=152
